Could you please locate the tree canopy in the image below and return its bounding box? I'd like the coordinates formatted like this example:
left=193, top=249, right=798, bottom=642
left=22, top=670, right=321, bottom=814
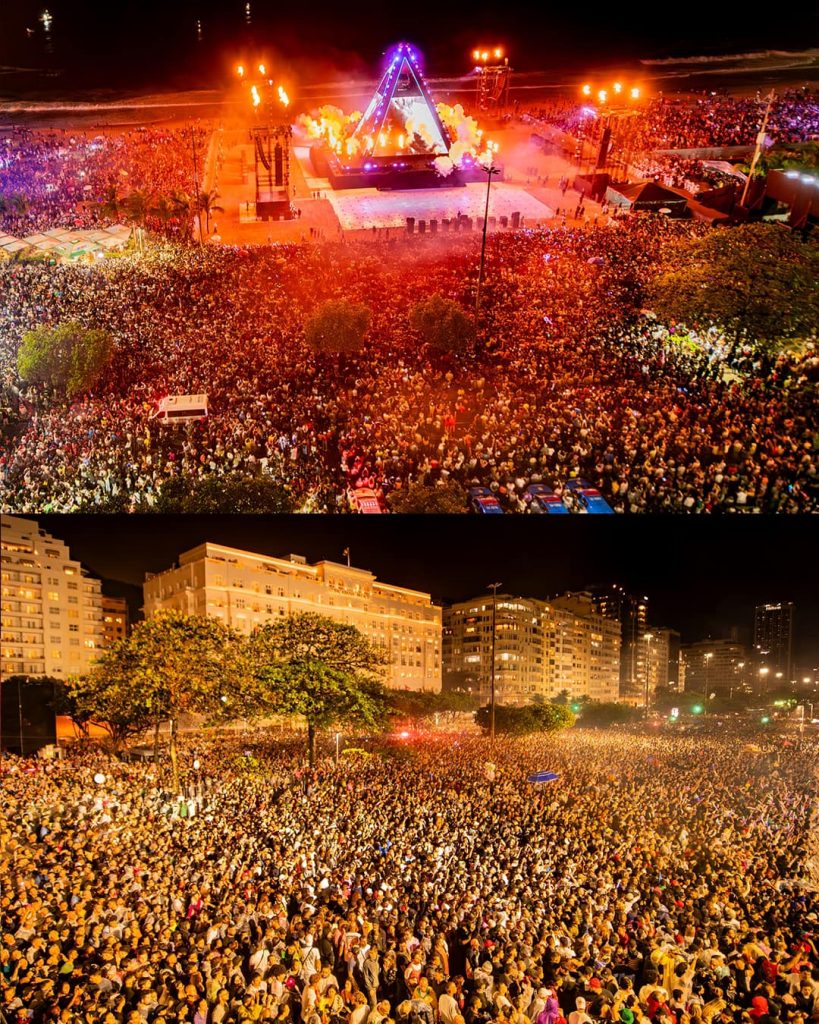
left=475, top=701, right=575, bottom=734
left=74, top=610, right=248, bottom=789
left=387, top=479, right=467, bottom=514
left=17, top=321, right=116, bottom=397
left=646, top=225, right=819, bottom=353
left=150, top=473, right=296, bottom=513
left=409, top=293, right=476, bottom=355
left=248, top=613, right=388, bottom=764
left=304, top=299, right=371, bottom=354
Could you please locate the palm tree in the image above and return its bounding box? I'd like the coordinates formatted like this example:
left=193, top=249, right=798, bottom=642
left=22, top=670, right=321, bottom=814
left=99, top=185, right=124, bottom=222
left=196, top=189, right=224, bottom=235
left=123, top=191, right=151, bottom=251
left=171, top=190, right=193, bottom=220
left=150, top=194, right=175, bottom=232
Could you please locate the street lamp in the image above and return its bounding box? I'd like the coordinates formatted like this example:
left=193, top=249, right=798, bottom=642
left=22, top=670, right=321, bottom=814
left=475, top=156, right=501, bottom=317
left=488, top=583, right=502, bottom=743
left=703, top=652, right=713, bottom=698
left=335, top=732, right=341, bottom=763
left=643, top=633, right=654, bottom=717
left=759, top=666, right=769, bottom=697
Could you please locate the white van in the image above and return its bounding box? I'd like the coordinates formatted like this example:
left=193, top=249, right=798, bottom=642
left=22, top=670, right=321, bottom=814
left=152, top=394, right=209, bottom=423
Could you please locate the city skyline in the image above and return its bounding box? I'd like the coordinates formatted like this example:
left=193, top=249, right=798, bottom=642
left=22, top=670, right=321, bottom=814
left=26, top=515, right=819, bottom=665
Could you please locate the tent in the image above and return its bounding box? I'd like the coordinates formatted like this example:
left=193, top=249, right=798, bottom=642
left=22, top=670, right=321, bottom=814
left=605, top=180, right=689, bottom=216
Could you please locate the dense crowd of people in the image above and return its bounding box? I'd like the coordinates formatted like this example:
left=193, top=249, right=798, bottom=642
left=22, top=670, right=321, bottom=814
left=2, top=728, right=818, bottom=1024
left=0, top=127, right=207, bottom=236
left=1, top=216, right=816, bottom=513
left=535, top=90, right=819, bottom=154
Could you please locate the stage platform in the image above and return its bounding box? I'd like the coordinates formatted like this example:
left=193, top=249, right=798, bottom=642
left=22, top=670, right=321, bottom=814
left=326, top=182, right=554, bottom=231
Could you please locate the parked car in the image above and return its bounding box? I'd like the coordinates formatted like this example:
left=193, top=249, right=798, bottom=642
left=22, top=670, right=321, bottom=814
left=468, top=486, right=504, bottom=514
left=525, top=483, right=569, bottom=514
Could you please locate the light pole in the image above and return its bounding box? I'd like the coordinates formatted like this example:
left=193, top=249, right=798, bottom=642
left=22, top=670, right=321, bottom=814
left=643, top=633, right=654, bottom=718
left=335, top=732, right=340, bottom=763
left=488, top=582, right=502, bottom=743
left=703, top=652, right=713, bottom=699
left=740, top=90, right=776, bottom=209
left=759, top=666, right=769, bottom=698
left=475, top=161, right=500, bottom=317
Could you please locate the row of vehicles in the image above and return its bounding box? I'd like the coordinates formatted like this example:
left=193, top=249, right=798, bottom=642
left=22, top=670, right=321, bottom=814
left=468, top=480, right=614, bottom=515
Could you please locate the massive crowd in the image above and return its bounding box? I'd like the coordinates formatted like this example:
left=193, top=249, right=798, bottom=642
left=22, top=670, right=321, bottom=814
left=0, top=127, right=207, bottom=237
left=2, top=729, right=818, bottom=1024
left=536, top=89, right=819, bottom=154
left=1, top=218, right=817, bottom=513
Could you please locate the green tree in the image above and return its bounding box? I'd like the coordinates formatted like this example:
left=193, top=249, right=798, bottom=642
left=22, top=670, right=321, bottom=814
left=304, top=299, right=371, bottom=355
left=99, top=185, right=125, bottom=222
left=151, top=473, right=296, bottom=513
left=475, top=701, right=575, bottom=734
left=80, top=611, right=248, bottom=790
left=17, top=321, right=116, bottom=398
left=195, top=189, right=224, bottom=234
left=647, top=225, right=819, bottom=353
left=248, top=613, right=388, bottom=765
left=69, top=654, right=156, bottom=750
left=387, top=479, right=467, bottom=513
left=409, top=293, right=477, bottom=355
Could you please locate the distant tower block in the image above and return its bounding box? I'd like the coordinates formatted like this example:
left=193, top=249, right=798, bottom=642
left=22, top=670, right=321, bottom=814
left=252, top=124, right=293, bottom=220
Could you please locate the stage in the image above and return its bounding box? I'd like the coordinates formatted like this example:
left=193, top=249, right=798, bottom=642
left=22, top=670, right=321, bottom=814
left=326, top=181, right=554, bottom=231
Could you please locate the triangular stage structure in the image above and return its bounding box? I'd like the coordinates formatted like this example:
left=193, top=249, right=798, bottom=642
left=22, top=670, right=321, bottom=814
left=352, top=42, right=451, bottom=159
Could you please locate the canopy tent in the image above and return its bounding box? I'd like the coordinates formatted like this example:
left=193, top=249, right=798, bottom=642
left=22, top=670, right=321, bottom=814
left=1, top=224, right=132, bottom=261
left=606, top=180, right=689, bottom=216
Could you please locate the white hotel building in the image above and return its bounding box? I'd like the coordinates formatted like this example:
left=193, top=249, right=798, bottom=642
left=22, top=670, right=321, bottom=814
left=1, top=516, right=105, bottom=679
left=143, top=543, right=442, bottom=691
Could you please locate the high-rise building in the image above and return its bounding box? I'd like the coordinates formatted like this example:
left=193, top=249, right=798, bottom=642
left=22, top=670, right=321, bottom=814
left=680, top=639, right=749, bottom=698
left=443, top=592, right=620, bottom=704
left=1, top=516, right=105, bottom=679
left=586, top=584, right=648, bottom=701
left=548, top=594, right=622, bottom=702
left=143, top=544, right=442, bottom=691
left=101, top=595, right=129, bottom=647
left=754, top=603, right=795, bottom=684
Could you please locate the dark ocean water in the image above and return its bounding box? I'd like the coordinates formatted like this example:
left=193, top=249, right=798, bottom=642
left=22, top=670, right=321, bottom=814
left=1, top=0, right=818, bottom=98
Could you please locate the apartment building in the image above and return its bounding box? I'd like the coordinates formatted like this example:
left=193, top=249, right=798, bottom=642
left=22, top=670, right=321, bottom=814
left=143, top=543, right=442, bottom=691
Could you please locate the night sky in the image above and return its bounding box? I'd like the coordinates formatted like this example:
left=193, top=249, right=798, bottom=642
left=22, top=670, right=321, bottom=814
left=28, top=515, right=819, bottom=664
left=2, top=0, right=818, bottom=92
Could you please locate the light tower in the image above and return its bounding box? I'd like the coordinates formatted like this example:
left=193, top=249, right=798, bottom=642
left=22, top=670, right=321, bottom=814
left=473, top=48, right=512, bottom=113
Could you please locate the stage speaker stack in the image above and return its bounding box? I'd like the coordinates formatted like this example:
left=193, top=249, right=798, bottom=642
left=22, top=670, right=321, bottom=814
left=596, top=127, right=612, bottom=171
left=489, top=216, right=497, bottom=230
left=406, top=217, right=415, bottom=234
left=430, top=219, right=438, bottom=233
left=500, top=215, right=509, bottom=228
left=418, top=219, right=426, bottom=234
left=511, top=211, right=521, bottom=228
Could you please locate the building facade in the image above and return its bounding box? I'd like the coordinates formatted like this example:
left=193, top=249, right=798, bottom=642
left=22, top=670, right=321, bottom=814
left=443, top=592, right=620, bottom=704
left=101, top=595, right=129, bottom=648
left=1, top=516, right=105, bottom=680
left=754, top=602, right=795, bottom=685
left=143, top=544, right=442, bottom=691
left=681, top=639, right=749, bottom=698
left=586, top=584, right=649, bottom=701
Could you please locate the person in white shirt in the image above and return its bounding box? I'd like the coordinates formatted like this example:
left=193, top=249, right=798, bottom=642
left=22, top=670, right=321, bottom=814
left=568, top=997, right=593, bottom=1024
left=439, top=982, right=460, bottom=1024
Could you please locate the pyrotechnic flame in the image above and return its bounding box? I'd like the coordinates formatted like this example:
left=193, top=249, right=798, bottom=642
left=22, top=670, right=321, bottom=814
left=251, top=85, right=261, bottom=107
left=433, top=156, right=456, bottom=178
left=298, top=105, right=362, bottom=154
left=278, top=85, right=290, bottom=107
